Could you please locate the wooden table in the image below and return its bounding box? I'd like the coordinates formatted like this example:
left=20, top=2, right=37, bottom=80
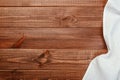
left=0, top=0, right=107, bottom=80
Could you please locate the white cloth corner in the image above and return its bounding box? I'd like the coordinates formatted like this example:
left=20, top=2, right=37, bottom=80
left=83, top=0, right=120, bottom=80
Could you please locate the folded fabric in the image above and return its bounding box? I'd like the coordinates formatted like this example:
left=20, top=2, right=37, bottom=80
left=83, top=0, right=120, bottom=80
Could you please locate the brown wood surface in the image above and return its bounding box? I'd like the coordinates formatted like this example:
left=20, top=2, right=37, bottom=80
left=0, top=49, right=107, bottom=70
left=0, top=70, right=86, bottom=80
left=0, top=0, right=106, bottom=79
left=0, top=49, right=107, bottom=79
left=0, top=0, right=104, bottom=7
left=0, top=7, right=103, bottom=28
left=0, top=27, right=105, bottom=49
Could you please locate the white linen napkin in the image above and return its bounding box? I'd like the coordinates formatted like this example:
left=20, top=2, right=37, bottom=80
left=83, top=0, right=120, bottom=80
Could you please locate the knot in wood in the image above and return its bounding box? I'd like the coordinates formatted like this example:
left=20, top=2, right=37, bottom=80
left=33, top=50, right=52, bottom=66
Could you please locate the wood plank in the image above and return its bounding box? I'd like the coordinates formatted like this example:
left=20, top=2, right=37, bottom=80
left=0, top=49, right=107, bottom=70
left=0, top=39, right=106, bottom=49
left=0, top=21, right=102, bottom=28
left=0, top=28, right=102, bottom=39
left=0, top=7, right=103, bottom=28
left=0, top=28, right=106, bottom=49
left=0, top=70, right=87, bottom=80
left=0, top=0, right=105, bottom=7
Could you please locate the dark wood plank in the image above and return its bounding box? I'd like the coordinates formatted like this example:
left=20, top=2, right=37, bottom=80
left=0, top=28, right=106, bottom=49
left=0, top=70, right=87, bottom=80
left=0, top=0, right=104, bottom=7
left=0, top=21, right=102, bottom=28
left=0, top=7, right=103, bottom=28
left=0, top=49, right=107, bottom=70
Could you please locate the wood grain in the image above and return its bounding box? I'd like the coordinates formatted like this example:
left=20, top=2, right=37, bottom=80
left=0, top=49, right=107, bottom=80
left=0, top=7, right=103, bottom=28
left=0, top=0, right=104, bottom=7
left=0, top=70, right=87, bottom=80
left=0, top=28, right=106, bottom=49
left=0, top=49, right=107, bottom=70
left=0, top=0, right=106, bottom=79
